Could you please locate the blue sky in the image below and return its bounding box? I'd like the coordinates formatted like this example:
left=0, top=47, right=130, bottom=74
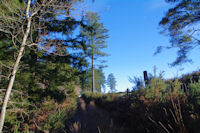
left=85, top=0, right=200, bottom=92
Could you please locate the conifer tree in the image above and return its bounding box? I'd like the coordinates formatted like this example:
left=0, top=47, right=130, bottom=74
left=80, top=12, right=108, bottom=92
left=0, top=0, right=84, bottom=131
left=155, top=0, right=200, bottom=66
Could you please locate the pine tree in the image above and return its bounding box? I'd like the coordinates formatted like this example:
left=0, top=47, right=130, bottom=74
left=80, top=11, right=108, bottom=92
left=155, top=0, right=200, bottom=66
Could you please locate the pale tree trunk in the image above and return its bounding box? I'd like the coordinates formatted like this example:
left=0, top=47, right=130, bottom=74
left=0, top=0, right=32, bottom=132
left=92, top=54, right=95, bottom=92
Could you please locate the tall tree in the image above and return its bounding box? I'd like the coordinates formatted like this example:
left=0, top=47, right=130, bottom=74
left=0, top=0, right=83, bottom=131
left=107, top=73, right=117, bottom=92
left=80, top=12, right=108, bottom=92
left=155, top=0, right=200, bottom=66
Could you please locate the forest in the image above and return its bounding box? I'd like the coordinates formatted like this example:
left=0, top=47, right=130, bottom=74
left=0, top=0, right=200, bottom=133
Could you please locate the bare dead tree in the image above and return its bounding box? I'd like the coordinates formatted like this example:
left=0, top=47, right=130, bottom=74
left=0, top=0, right=85, bottom=131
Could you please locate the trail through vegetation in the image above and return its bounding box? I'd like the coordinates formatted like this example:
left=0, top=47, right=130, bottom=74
left=70, top=98, right=123, bottom=133
left=1, top=0, right=200, bottom=132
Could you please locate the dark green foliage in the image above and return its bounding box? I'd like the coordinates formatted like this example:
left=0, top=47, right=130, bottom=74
left=81, top=92, right=119, bottom=104
left=179, top=71, right=200, bottom=84
left=9, top=48, right=79, bottom=103
left=188, top=80, right=200, bottom=105
left=80, top=11, right=108, bottom=59
left=0, top=0, right=89, bottom=132
left=44, top=109, right=66, bottom=132
left=81, top=92, right=105, bottom=103
left=145, top=76, right=168, bottom=101
left=35, top=97, right=78, bottom=133
left=156, top=0, right=200, bottom=66
left=0, top=0, right=25, bottom=16
left=0, top=47, right=80, bottom=131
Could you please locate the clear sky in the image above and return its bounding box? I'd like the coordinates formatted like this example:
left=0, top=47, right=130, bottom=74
left=85, top=0, right=200, bottom=92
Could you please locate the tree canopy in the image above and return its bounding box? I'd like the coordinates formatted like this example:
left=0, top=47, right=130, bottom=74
left=0, top=0, right=91, bottom=131
left=156, top=0, right=200, bottom=66
left=80, top=11, right=108, bottom=59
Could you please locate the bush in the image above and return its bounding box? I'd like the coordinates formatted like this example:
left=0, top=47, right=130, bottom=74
left=81, top=92, right=105, bottom=103
left=43, top=109, right=66, bottom=132
left=188, top=80, right=200, bottom=105
left=145, top=77, right=168, bottom=101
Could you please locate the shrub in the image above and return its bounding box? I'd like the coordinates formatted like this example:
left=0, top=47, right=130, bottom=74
left=43, top=109, right=66, bottom=132
left=188, top=80, right=200, bottom=105
left=145, top=77, right=168, bottom=101
left=81, top=92, right=105, bottom=103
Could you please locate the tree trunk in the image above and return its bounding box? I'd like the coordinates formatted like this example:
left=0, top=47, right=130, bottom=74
left=91, top=35, right=95, bottom=93
left=0, top=1, right=32, bottom=132
left=92, top=54, right=95, bottom=92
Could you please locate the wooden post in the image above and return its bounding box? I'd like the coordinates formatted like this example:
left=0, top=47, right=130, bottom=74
left=127, top=88, right=129, bottom=96
left=143, top=71, right=149, bottom=88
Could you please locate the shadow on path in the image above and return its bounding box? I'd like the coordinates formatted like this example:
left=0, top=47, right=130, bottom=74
left=70, top=98, right=124, bottom=133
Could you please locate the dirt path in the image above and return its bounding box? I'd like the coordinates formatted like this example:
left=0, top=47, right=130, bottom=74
left=70, top=98, right=123, bottom=133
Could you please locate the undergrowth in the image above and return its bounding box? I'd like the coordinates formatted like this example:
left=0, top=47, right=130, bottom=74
left=81, top=78, right=200, bottom=133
